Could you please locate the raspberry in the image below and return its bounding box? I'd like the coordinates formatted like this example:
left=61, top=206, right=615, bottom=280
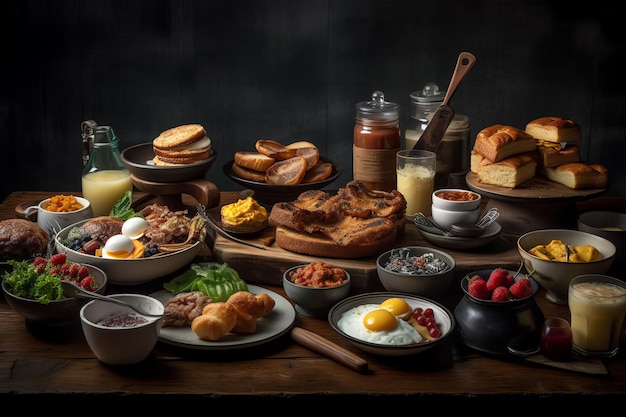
left=78, top=266, right=90, bottom=279
left=80, top=276, right=95, bottom=291
left=486, top=268, right=510, bottom=291
left=505, top=273, right=516, bottom=287
left=491, top=286, right=511, bottom=302
left=509, top=278, right=533, bottom=299
left=33, top=256, right=47, bottom=267
left=468, top=278, right=490, bottom=299
left=49, top=253, right=67, bottom=266
left=68, top=263, right=79, bottom=278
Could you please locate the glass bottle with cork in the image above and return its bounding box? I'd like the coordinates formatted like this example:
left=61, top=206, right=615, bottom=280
left=81, top=120, right=133, bottom=216
left=353, top=91, right=401, bottom=192
left=405, top=83, right=471, bottom=189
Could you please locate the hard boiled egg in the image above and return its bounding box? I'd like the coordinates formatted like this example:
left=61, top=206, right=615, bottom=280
left=121, top=217, right=149, bottom=240
left=102, top=234, right=144, bottom=259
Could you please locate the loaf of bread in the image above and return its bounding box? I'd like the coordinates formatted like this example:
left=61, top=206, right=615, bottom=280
left=525, top=116, right=581, bottom=143
left=472, top=124, right=537, bottom=162
left=0, top=219, right=50, bottom=261
left=275, top=225, right=397, bottom=259
left=540, top=162, right=608, bottom=189
left=473, top=152, right=537, bottom=188
left=537, top=144, right=581, bottom=167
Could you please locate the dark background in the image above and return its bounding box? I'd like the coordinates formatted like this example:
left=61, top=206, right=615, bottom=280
left=2, top=0, right=624, bottom=203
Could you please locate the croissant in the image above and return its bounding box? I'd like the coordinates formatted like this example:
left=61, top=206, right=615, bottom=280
left=191, top=302, right=237, bottom=341
left=227, top=291, right=275, bottom=334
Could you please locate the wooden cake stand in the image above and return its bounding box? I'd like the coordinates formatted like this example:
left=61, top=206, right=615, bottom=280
left=466, top=172, right=606, bottom=235
left=130, top=175, right=220, bottom=212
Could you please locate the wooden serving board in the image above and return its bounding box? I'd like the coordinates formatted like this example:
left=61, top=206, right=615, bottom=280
left=210, top=221, right=523, bottom=294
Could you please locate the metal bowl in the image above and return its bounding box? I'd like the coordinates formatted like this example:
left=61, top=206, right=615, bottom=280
left=121, top=142, right=217, bottom=183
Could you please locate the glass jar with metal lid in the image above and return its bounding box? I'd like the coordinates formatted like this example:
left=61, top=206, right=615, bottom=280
left=353, top=90, right=401, bottom=192
left=405, top=83, right=471, bottom=188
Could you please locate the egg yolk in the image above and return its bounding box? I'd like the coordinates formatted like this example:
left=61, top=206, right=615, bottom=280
left=363, top=309, right=399, bottom=332
left=379, top=297, right=412, bottom=318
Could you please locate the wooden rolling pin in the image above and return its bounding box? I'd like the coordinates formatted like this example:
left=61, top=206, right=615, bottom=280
left=290, top=327, right=369, bottom=373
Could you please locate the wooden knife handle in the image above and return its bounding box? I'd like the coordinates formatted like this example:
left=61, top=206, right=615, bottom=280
left=291, top=327, right=369, bottom=373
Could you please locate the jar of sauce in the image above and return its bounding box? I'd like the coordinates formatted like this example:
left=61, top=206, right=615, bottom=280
left=353, top=91, right=401, bottom=192
left=405, top=83, right=471, bottom=189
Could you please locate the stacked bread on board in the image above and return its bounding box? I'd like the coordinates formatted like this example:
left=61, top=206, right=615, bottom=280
left=152, top=124, right=212, bottom=166
left=470, top=116, right=608, bottom=189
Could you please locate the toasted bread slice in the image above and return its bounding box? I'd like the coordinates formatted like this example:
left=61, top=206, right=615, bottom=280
left=256, top=140, right=297, bottom=160
left=234, top=151, right=276, bottom=172
left=265, top=156, right=307, bottom=185
left=153, top=124, right=207, bottom=149
left=231, top=162, right=268, bottom=182
left=302, top=162, right=332, bottom=183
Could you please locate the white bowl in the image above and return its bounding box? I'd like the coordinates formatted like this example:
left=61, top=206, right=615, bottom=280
left=328, top=292, right=455, bottom=356
left=432, top=188, right=481, bottom=211
left=517, top=229, right=616, bottom=305
left=80, top=293, right=164, bottom=365
left=431, top=205, right=479, bottom=230
left=55, top=219, right=202, bottom=286
left=376, top=247, right=456, bottom=297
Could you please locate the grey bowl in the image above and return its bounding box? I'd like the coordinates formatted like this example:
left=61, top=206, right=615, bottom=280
left=376, top=246, right=456, bottom=297
left=2, top=264, right=108, bottom=323
left=283, top=264, right=351, bottom=317
left=578, top=211, right=626, bottom=269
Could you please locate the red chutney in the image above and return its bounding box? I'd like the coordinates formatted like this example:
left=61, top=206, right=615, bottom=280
left=289, top=262, right=349, bottom=288
left=436, top=190, right=479, bottom=202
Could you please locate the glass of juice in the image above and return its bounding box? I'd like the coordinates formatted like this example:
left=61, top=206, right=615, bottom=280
left=568, top=274, right=626, bottom=358
left=540, top=317, right=572, bottom=361
left=396, top=150, right=436, bottom=217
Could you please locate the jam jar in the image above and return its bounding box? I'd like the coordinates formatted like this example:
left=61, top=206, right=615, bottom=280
left=353, top=91, right=401, bottom=192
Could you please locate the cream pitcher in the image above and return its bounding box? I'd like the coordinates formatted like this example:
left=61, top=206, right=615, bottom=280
left=81, top=120, right=132, bottom=216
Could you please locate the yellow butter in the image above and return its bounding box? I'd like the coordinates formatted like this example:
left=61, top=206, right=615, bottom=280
left=221, top=197, right=267, bottom=226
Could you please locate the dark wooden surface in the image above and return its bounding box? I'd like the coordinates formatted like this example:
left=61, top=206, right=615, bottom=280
left=2, top=190, right=626, bottom=408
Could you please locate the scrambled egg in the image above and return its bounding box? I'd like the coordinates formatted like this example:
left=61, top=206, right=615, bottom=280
left=221, top=196, right=268, bottom=226
left=529, top=239, right=602, bottom=262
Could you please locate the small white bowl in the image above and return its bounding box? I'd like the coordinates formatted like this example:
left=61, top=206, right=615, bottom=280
left=80, top=293, right=164, bottom=365
left=432, top=189, right=481, bottom=211
left=431, top=205, right=479, bottom=230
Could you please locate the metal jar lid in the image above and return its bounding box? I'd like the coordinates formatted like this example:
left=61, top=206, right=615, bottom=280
left=355, top=90, right=400, bottom=121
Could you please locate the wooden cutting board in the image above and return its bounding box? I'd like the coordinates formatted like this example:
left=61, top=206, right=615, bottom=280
left=210, top=221, right=523, bottom=294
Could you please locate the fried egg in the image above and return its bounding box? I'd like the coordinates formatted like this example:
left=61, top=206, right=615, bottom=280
left=336, top=303, right=422, bottom=345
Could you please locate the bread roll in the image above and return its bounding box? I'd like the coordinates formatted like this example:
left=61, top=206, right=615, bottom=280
left=540, top=162, right=608, bottom=189
left=525, top=116, right=581, bottom=143
left=0, top=219, right=50, bottom=261
left=255, top=140, right=297, bottom=160
left=302, top=162, right=333, bottom=183
left=474, top=152, right=537, bottom=188
left=473, top=125, right=537, bottom=162
left=191, top=302, right=238, bottom=341
left=231, top=162, right=267, bottom=182
left=537, top=144, right=581, bottom=167
left=227, top=291, right=270, bottom=334
left=265, top=156, right=307, bottom=185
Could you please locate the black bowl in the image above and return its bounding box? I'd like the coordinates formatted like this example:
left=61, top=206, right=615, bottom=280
left=454, top=269, right=545, bottom=356
left=223, top=157, right=342, bottom=206
left=121, top=142, right=217, bottom=183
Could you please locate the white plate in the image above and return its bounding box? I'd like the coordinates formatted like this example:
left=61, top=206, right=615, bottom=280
left=151, top=285, right=296, bottom=350
left=416, top=218, right=501, bottom=250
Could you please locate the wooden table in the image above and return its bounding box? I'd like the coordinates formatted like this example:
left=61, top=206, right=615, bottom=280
left=2, top=190, right=626, bottom=408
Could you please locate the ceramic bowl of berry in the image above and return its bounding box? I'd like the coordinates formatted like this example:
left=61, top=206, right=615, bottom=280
left=376, top=246, right=456, bottom=297
left=80, top=293, right=164, bottom=366
left=431, top=188, right=481, bottom=211
left=328, top=292, right=455, bottom=356
left=453, top=267, right=545, bottom=356
left=1, top=254, right=108, bottom=324
left=283, top=262, right=351, bottom=317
